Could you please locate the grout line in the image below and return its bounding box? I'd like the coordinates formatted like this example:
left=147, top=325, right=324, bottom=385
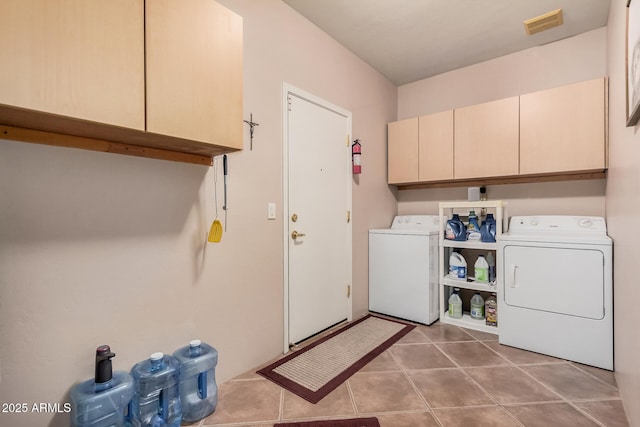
left=278, top=387, right=284, bottom=422
left=345, top=379, right=359, bottom=415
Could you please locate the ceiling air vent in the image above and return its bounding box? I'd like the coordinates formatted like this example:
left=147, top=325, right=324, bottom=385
left=523, top=8, right=563, bottom=35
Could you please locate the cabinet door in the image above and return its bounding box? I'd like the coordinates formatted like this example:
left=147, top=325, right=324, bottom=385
left=419, top=110, right=454, bottom=181
left=388, top=118, right=419, bottom=184
left=0, top=0, right=145, bottom=130
left=146, top=0, right=243, bottom=149
left=454, top=97, right=519, bottom=179
left=520, top=78, right=606, bottom=174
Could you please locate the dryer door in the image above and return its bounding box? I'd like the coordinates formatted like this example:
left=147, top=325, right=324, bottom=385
left=502, top=245, right=604, bottom=320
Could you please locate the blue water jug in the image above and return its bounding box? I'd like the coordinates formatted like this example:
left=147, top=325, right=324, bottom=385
left=130, top=353, right=182, bottom=427
left=173, top=340, right=218, bottom=423
left=70, top=345, right=134, bottom=427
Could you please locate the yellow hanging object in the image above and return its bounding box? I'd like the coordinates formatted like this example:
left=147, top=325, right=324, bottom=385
left=208, top=218, right=223, bottom=243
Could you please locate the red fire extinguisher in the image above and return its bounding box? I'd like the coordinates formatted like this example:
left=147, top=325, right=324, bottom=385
left=352, top=139, right=362, bottom=174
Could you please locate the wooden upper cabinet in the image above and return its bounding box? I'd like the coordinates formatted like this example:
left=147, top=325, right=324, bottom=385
left=0, top=0, right=145, bottom=130
left=520, top=78, right=606, bottom=175
left=388, top=118, right=419, bottom=184
left=454, top=97, right=519, bottom=180
left=419, top=110, right=454, bottom=181
left=146, top=0, right=243, bottom=149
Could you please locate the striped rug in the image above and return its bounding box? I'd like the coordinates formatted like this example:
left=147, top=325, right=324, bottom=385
left=257, top=315, right=415, bottom=403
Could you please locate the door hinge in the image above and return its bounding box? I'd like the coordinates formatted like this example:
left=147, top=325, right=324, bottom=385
left=347, top=285, right=351, bottom=298
left=347, top=210, right=351, bottom=223
left=346, top=134, right=349, bottom=146
left=287, top=95, right=292, bottom=111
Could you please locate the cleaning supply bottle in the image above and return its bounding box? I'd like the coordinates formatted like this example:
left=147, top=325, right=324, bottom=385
left=130, top=353, right=182, bottom=427
left=480, top=213, right=497, bottom=242
left=485, top=293, right=497, bottom=327
left=486, top=252, right=496, bottom=283
left=445, top=214, right=467, bottom=241
left=474, top=255, right=489, bottom=283
left=70, top=345, right=134, bottom=427
left=448, top=252, right=467, bottom=280
left=173, top=340, right=219, bottom=423
left=448, top=288, right=463, bottom=319
left=467, top=210, right=481, bottom=240
left=470, top=293, right=485, bottom=320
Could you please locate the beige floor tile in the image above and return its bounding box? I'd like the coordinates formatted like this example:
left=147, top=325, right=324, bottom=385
left=437, top=342, right=510, bottom=367
left=281, top=383, right=355, bottom=420
left=522, top=364, right=620, bottom=401
left=348, top=371, right=426, bottom=413
left=571, top=362, right=618, bottom=388
left=408, top=368, right=494, bottom=408
left=433, top=406, right=521, bottom=427
left=483, top=341, right=562, bottom=365
left=201, top=379, right=281, bottom=425
left=505, top=402, right=600, bottom=427
left=417, top=323, right=475, bottom=342
left=465, top=366, right=561, bottom=404
left=377, top=411, right=440, bottom=427
left=358, top=350, right=401, bottom=372
left=574, top=400, right=630, bottom=427
left=461, top=328, right=499, bottom=341
left=396, top=327, right=432, bottom=344
left=390, top=343, right=456, bottom=370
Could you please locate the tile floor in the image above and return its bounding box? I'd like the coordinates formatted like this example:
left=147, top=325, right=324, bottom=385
left=198, top=320, right=629, bottom=427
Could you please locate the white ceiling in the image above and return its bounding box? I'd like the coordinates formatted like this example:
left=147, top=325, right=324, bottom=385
left=282, top=0, right=611, bottom=86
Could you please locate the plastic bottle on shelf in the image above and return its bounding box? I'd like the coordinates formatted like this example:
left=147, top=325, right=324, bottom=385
left=474, top=255, right=489, bottom=283
left=470, top=293, right=485, bottom=320
left=486, top=252, right=496, bottom=283
left=449, top=252, right=467, bottom=280
left=445, top=214, right=467, bottom=241
left=448, top=288, right=463, bottom=319
left=485, top=293, right=497, bottom=326
left=480, top=213, right=497, bottom=242
left=467, top=210, right=481, bottom=240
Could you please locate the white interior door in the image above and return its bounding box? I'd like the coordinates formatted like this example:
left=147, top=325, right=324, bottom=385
left=284, top=86, right=352, bottom=347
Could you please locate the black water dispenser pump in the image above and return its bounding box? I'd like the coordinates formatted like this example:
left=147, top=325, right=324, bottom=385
left=95, top=345, right=116, bottom=384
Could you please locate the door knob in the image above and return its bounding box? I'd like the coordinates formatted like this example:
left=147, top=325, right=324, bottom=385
left=291, top=230, right=306, bottom=240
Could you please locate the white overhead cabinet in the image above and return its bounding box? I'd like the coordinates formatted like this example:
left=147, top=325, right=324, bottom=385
left=454, top=97, right=519, bottom=180
left=0, top=0, right=145, bottom=130
left=0, top=0, right=243, bottom=164
left=519, top=78, right=607, bottom=175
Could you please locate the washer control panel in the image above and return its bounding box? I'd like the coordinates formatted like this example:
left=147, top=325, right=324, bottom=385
left=508, top=216, right=607, bottom=234
left=390, top=215, right=441, bottom=232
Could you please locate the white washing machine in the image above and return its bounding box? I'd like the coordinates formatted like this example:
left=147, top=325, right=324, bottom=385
left=498, top=216, right=613, bottom=370
left=368, top=215, right=440, bottom=325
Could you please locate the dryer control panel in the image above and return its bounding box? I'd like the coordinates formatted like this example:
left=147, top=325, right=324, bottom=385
left=508, top=216, right=607, bottom=235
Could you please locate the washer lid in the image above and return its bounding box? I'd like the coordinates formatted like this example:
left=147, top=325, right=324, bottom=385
left=369, top=215, right=441, bottom=235
left=499, top=216, right=611, bottom=245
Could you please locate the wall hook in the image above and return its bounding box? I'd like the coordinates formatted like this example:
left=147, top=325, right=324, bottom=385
left=243, top=113, right=260, bottom=151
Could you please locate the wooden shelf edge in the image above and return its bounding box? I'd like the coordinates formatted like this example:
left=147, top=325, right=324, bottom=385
left=0, top=103, right=242, bottom=165
left=0, top=125, right=213, bottom=166
left=394, top=170, right=607, bottom=190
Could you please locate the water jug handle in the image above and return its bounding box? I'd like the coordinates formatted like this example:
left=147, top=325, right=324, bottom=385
left=198, top=371, right=208, bottom=399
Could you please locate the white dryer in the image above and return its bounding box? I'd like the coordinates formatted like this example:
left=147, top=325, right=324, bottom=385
left=368, top=215, right=440, bottom=325
left=498, top=216, right=613, bottom=370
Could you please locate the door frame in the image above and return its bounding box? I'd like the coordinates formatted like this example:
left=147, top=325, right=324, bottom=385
left=282, top=83, right=353, bottom=353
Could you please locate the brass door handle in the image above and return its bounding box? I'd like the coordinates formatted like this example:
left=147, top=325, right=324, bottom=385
left=291, top=230, right=306, bottom=239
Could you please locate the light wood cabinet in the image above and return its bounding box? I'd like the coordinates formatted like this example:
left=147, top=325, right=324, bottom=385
left=520, top=78, right=606, bottom=175
left=146, top=0, right=243, bottom=149
left=388, top=118, right=419, bottom=184
left=388, top=111, right=454, bottom=184
left=454, top=97, right=520, bottom=180
left=0, top=0, right=145, bottom=130
left=419, top=110, right=454, bottom=181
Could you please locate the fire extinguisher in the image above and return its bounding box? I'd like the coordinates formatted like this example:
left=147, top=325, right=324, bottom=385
left=352, top=139, right=362, bottom=174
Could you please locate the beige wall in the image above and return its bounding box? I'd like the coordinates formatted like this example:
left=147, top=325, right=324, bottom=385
left=396, top=27, right=607, bottom=220
left=0, top=1, right=397, bottom=426
left=606, top=2, right=640, bottom=426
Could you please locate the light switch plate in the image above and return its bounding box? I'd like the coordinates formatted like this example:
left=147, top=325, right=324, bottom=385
left=268, top=203, right=276, bottom=220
